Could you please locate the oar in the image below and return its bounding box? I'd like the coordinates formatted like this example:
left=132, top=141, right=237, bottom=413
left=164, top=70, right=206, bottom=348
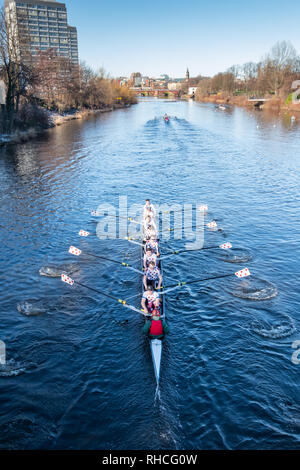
left=160, top=242, right=232, bottom=259
left=91, top=210, right=140, bottom=225
left=161, top=267, right=250, bottom=294
left=78, top=231, right=144, bottom=246
left=61, top=274, right=150, bottom=316
left=158, top=220, right=219, bottom=236
left=68, top=245, right=144, bottom=275
left=123, top=237, right=144, bottom=247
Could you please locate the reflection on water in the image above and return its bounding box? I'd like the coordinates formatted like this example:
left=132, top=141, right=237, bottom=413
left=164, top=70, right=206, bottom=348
left=0, top=101, right=299, bottom=450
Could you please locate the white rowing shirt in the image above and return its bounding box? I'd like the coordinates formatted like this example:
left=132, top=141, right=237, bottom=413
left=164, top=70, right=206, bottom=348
left=145, top=266, right=161, bottom=280
left=142, top=291, right=159, bottom=302
left=143, top=218, right=157, bottom=232
left=144, top=228, right=158, bottom=240
left=143, top=253, right=157, bottom=266
left=143, top=204, right=156, bottom=217
left=146, top=240, right=159, bottom=254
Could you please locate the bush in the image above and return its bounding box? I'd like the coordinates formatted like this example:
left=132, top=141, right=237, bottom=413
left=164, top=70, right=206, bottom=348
left=113, top=86, right=137, bottom=105
left=13, top=104, right=52, bottom=130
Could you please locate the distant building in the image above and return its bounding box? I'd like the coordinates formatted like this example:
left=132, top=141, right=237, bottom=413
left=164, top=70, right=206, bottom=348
left=168, top=82, right=182, bottom=91
left=188, top=86, right=198, bottom=96
left=141, top=76, right=150, bottom=87
left=4, top=0, right=79, bottom=64
left=185, top=68, right=190, bottom=82
left=130, top=72, right=142, bottom=87
left=115, top=77, right=128, bottom=87
left=172, top=78, right=185, bottom=83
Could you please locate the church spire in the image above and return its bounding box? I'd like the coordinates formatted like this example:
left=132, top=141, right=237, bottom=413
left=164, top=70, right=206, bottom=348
left=185, top=67, right=190, bottom=81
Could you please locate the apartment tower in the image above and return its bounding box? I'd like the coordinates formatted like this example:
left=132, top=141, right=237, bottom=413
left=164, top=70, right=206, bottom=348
left=4, top=0, right=79, bottom=64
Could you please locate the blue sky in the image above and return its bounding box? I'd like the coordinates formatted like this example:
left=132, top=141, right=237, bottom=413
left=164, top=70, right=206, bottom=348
left=67, top=0, right=300, bottom=78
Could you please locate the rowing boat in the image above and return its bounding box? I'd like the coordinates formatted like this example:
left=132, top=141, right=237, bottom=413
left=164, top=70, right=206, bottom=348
left=141, top=231, right=166, bottom=385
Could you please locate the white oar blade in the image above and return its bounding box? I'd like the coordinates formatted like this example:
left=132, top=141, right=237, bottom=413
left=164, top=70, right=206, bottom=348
left=198, top=204, right=208, bottom=212
left=220, top=242, right=232, bottom=250
left=69, top=245, right=81, bottom=256
left=235, top=268, right=250, bottom=278
left=61, top=274, right=75, bottom=286
left=207, top=221, right=217, bottom=228
left=79, top=230, right=90, bottom=237
left=151, top=339, right=162, bottom=385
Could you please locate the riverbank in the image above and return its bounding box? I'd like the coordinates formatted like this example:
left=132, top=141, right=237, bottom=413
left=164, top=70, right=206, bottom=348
left=195, top=93, right=300, bottom=117
left=0, top=103, right=133, bottom=146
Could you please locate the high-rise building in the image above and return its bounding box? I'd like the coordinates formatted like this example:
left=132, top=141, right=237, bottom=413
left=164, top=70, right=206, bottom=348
left=4, top=0, right=79, bottom=64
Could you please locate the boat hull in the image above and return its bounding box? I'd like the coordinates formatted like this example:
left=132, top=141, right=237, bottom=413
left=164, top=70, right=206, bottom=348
left=150, top=339, right=162, bottom=384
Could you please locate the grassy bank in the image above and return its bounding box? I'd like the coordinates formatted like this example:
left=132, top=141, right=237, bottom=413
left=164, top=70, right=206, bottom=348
left=195, top=93, right=300, bottom=117
left=0, top=102, right=134, bottom=146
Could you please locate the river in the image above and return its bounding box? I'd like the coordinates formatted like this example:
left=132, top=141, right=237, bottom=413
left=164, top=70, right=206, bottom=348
left=0, top=99, right=299, bottom=449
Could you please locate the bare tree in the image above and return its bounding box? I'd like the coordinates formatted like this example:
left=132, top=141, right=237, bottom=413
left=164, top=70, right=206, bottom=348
left=32, top=49, right=80, bottom=111
left=0, top=7, right=33, bottom=131
left=263, top=40, right=299, bottom=94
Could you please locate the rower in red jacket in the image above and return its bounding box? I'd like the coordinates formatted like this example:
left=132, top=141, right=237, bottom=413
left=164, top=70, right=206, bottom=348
left=143, top=308, right=169, bottom=339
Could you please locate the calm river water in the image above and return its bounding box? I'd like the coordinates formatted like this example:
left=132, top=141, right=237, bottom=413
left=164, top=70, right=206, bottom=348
left=0, top=99, right=299, bottom=449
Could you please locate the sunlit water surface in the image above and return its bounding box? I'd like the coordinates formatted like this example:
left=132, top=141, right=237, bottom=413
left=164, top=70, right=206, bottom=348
left=0, top=99, right=299, bottom=449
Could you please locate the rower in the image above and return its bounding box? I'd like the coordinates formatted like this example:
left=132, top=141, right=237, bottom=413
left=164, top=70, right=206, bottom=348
left=144, top=206, right=155, bottom=220
left=143, top=308, right=169, bottom=339
left=145, top=236, right=159, bottom=257
left=143, top=261, right=162, bottom=290
left=143, top=248, right=158, bottom=269
left=144, top=215, right=157, bottom=232
left=144, top=223, right=158, bottom=241
left=144, top=199, right=156, bottom=217
left=141, top=285, right=160, bottom=314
